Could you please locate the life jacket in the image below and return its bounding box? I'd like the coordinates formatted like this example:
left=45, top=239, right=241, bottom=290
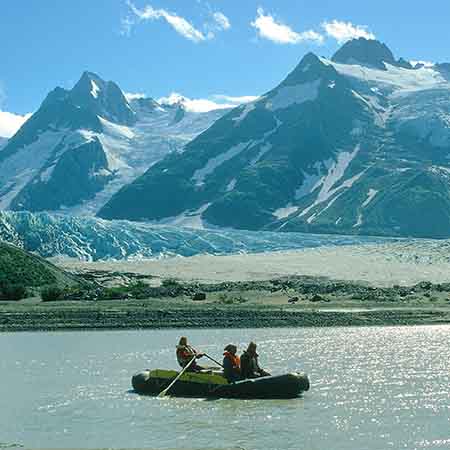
left=176, top=345, right=195, bottom=367
left=223, top=351, right=240, bottom=369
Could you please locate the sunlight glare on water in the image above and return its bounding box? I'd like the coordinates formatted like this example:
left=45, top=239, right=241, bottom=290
left=1, top=326, right=449, bottom=450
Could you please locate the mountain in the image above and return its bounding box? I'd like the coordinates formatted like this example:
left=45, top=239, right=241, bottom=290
left=0, top=137, right=7, bottom=150
left=331, top=37, right=413, bottom=69
left=0, top=72, right=228, bottom=214
left=99, top=38, right=450, bottom=238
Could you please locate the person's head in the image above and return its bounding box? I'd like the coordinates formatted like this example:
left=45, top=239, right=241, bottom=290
left=247, top=342, right=257, bottom=353
left=178, top=336, right=188, bottom=346
left=224, top=344, right=237, bottom=355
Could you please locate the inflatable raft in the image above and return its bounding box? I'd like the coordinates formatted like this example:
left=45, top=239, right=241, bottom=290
left=132, top=369, right=310, bottom=399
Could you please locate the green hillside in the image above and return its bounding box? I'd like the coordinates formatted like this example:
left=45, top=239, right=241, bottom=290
left=0, top=242, right=78, bottom=299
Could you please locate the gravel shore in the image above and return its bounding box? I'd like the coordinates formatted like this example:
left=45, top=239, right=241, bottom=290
left=1, top=303, right=449, bottom=332
left=3, top=241, right=450, bottom=332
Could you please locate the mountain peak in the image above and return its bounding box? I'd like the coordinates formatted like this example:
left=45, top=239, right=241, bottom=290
left=80, top=70, right=103, bottom=81
left=281, top=52, right=336, bottom=86
left=332, top=38, right=396, bottom=70
left=69, top=71, right=136, bottom=126
left=72, top=71, right=107, bottom=101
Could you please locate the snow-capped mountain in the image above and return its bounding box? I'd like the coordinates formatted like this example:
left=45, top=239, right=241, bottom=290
left=0, top=137, right=7, bottom=150
left=99, top=38, right=450, bottom=238
left=0, top=72, right=228, bottom=214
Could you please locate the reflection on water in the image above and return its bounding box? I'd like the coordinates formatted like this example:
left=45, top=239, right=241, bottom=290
left=1, top=326, right=449, bottom=450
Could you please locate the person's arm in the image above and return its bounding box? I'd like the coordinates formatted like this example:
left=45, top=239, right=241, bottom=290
left=240, top=354, right=248, bottom=378
left=189, top=345, right=204, bottom=358
left=255, top=356, right=263, bottom=374
left=254, top=356, right=270, bottom=376
left=223, top=357, right=232, bottom=371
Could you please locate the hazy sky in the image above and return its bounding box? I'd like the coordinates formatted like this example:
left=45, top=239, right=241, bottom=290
left=1, top=0, right=449, bottom=136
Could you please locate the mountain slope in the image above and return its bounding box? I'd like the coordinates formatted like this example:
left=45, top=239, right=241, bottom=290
left=99, top=52, right=373, bottom=227
left=99, top=38, right=450, bottom=238
left=0, top=72, right=228, bottom=214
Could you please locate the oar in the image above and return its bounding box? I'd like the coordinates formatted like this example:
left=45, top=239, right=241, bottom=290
left=157, top=357, right=196, bottom=398
left=204, top=353, right=224, bottom=368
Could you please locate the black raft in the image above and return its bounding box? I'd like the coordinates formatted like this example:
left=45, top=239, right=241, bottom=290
left=132, top=369, right=310, bottom=399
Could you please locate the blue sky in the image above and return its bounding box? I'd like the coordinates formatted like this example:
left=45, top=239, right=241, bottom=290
left=1, top=0, right=449, bottom=137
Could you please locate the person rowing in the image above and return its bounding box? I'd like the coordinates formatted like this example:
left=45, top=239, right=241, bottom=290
left=176, top=336, right=205, bottom=372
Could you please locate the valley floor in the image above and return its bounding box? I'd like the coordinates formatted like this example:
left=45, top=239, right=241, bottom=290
left=1, top=242, right=450, bottom=331
left=56, top=240, right=450, bottom=287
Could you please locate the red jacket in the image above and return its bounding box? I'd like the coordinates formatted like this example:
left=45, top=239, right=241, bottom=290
left=176, top=345, right=196, bottom=367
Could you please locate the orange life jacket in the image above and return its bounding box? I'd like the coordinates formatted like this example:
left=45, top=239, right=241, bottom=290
left=223, top=351, right=240, bottom=369
left=176, top=345, right=196, bottom=367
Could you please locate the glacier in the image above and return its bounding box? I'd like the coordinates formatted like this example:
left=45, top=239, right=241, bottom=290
left=0, top=211, right=388, bottom=261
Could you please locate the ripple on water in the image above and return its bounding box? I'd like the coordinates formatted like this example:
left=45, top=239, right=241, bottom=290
left=0, top=326, right=449, bottom=449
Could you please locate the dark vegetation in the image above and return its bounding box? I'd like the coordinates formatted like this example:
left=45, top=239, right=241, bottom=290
left=41, top=286, right=65, bottom=302
left=45, top=270, right=450, bottom=305
left=0, top=284, right=27, bottom=301
left=0, top=242, right=79, bottom=301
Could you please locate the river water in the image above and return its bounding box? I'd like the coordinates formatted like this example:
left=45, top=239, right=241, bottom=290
left=1, top=326, right=449, bottom=450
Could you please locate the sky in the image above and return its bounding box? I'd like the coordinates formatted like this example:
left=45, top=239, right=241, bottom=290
left=1, top=0, right=449, bottom=137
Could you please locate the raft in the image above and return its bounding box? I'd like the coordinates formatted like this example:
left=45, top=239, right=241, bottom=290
left=132, top=369, right=310, bottom=399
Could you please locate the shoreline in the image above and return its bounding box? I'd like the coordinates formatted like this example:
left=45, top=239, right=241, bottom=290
left=2, top=304, right=450, bottom=332
left=4, top=241, right=450, bottom=333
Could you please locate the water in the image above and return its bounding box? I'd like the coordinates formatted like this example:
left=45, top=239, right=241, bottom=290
left=1, top=326, right=449, bottom=450
left=0, top=211, right=391, bottom=260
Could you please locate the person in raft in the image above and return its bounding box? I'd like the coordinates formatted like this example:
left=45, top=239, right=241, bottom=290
left=223, top=344, right=242, bottom=383
left=240, top=342, right=271, bottom=379
left=176, top=336, right=205, bottom=372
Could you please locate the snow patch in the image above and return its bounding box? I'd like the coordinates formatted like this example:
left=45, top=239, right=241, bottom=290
left=353, top=213, right=363, bottom=228
left=307, top=192, right=344, bottom=224
left=273, top=205, right=299, bottom=219
left=155, top=203, right=211, bottom=229
left=265, top=79, right=321, bottom=111
left=0, top=130, right=67, bottom=209
left=40, top=164, right=56, bottom=183
left=307, top=168, right=371, bottom=225
left=295, top=166, right=323, bottom=200
left=362, top=188, right=378, bottom=207
left=192, top=142, right=250, bottom=186
left=300, top=145, right=361, bottom=219
left=232, top=103, right=256, bottom=125
left=90, top=80, right=100, bottom=99
left=250, top=143, right=272, bottom=165
left=226, top=178, right=237, bottom=192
